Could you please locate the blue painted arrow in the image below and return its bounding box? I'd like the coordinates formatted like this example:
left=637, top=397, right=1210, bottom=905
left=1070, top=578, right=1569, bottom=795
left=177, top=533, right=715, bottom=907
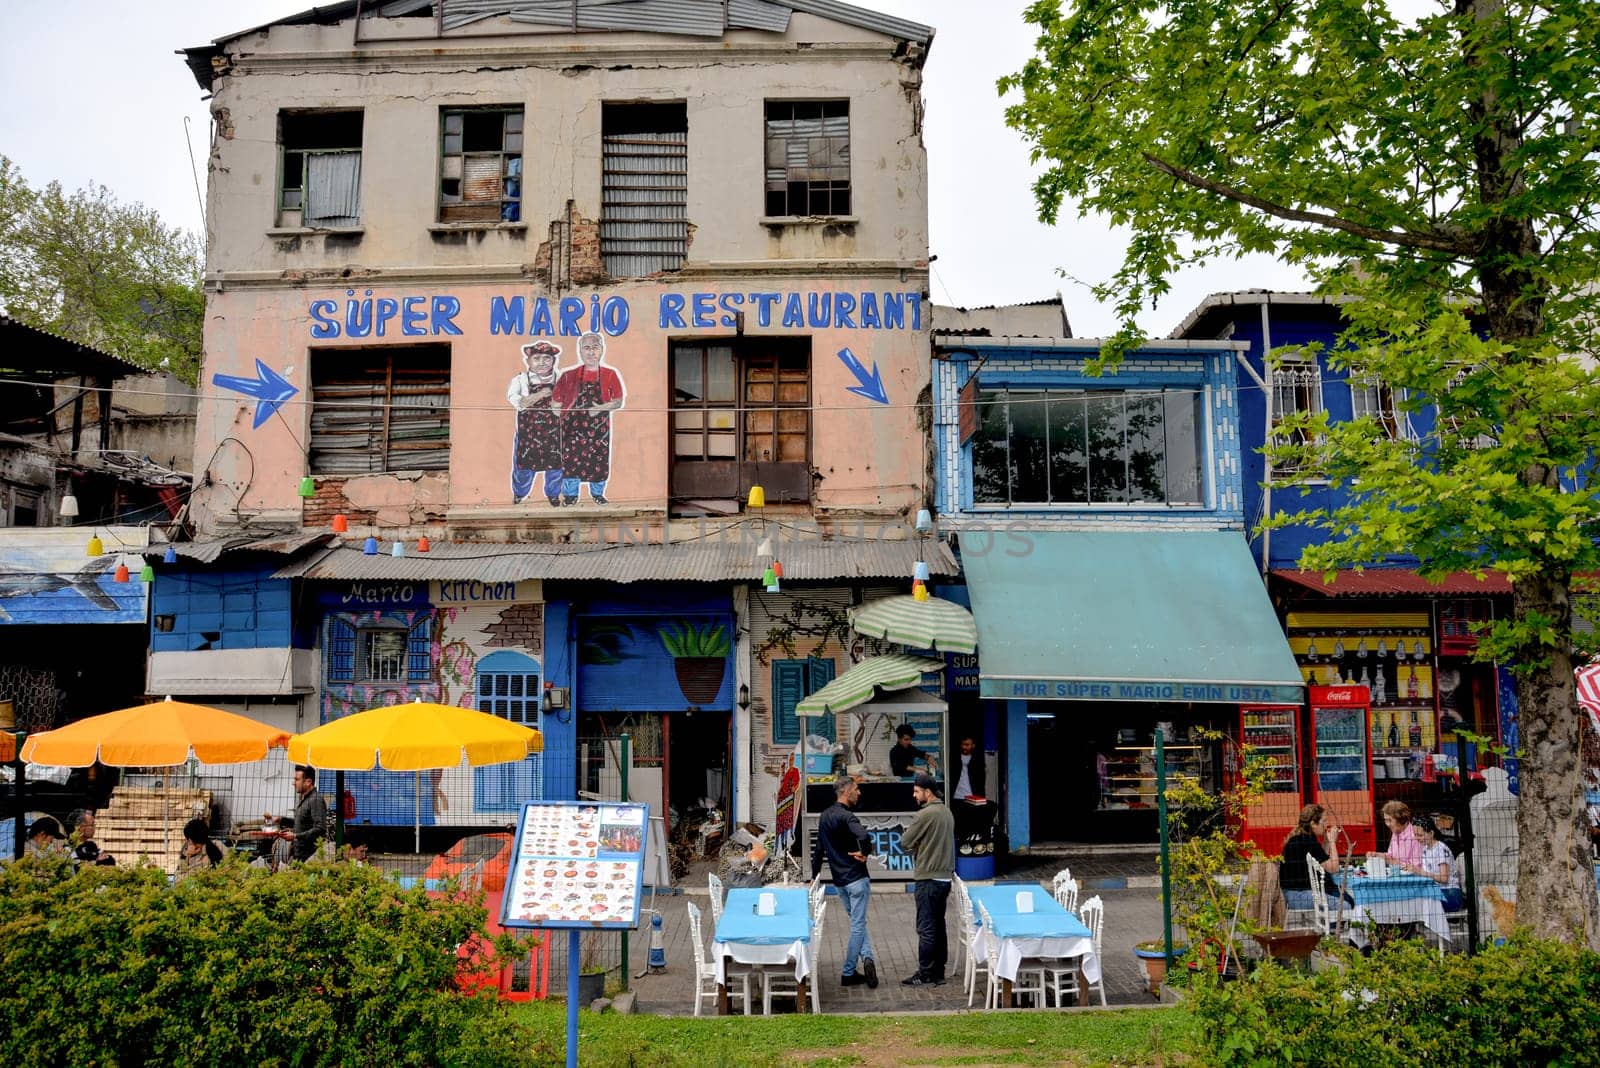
left=836, top=347, right=888, bottom=405
left=212, top=359, right=299, bottom=429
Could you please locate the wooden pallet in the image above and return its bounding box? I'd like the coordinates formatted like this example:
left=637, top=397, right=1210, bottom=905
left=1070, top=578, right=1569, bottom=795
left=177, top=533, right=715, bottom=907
left=96, top=786, right=211, bottom=874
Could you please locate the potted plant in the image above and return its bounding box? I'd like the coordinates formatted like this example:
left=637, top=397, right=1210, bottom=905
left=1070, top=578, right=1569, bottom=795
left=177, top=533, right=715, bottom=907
left=1132, top=939, right=1183, bottom=995
left=659, top=622, right=730, bottom=704
left=576, top=931, right=609, bottom=1006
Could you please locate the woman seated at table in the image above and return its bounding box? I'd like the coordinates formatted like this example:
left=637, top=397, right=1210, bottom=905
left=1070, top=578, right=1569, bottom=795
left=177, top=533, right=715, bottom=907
left=1398, top=814, right=1463, bottom=911
left=1279, top=804, right=1351, bottom=911
left=1371, top=800, right=1423, bottom=869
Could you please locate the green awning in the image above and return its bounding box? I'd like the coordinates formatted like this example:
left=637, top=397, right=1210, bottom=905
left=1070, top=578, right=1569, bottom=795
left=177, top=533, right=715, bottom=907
left=850, top=594, right=978, bottom=654
left=963, top=531, right=1304, bottom=704
left=796, top=654, right=946, bottom=717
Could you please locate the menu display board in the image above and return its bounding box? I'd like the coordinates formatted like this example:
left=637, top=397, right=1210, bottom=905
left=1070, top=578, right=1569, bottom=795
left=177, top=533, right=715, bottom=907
left=500, top=801, right=649, bottom=930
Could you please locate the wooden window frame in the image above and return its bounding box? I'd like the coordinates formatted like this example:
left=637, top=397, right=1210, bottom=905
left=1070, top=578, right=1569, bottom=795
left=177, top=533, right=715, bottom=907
left=668, top=339, right=812, bottom=509
left=439, top=106, right=524, bottom=224
left=764, top=100, right=851, bottom=217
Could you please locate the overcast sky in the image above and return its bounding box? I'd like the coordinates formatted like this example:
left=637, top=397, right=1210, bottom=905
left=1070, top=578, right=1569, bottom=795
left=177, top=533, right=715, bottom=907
left=0, top=0, right=1305, bottom=338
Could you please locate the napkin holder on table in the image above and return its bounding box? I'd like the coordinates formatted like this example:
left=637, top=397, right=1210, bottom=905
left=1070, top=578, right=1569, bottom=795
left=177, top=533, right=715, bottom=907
left=1367, top=857, right=1387, bottom=878
left=757, top=891, right=777, bottom=916
left=1016, top=890, right=1034, bottom=913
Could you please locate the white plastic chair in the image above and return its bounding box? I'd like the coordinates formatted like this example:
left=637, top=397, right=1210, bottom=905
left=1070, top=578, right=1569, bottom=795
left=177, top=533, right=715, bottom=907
left=1079, top=894, right=1107, bottom=1006
left=951, top=874, right=968, bottom=975
left=959, top=887, right=990, bottom=1007
left=760, top=897, right=825, bottom=1015
left=686, top=900, right=750, bottom=1016
left=808, top=872, right=825, bottom=915
left=979, top=903, right=1044, bottom=1009
left=1051, top=867, right=1074, bottom=902
left=1307, top=854, right=1332, bottom=936
left=707, top=872, right=726, bottom=930
left=1054, top=876, right=1080, bottom=915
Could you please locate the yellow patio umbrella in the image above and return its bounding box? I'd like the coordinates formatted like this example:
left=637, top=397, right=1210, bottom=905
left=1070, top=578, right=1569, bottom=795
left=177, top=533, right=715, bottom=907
left=289, top=699, right=544, bottom=854
left=287, top=699, right=543, bottom=771
left=20, top=697, right=290, bottom=767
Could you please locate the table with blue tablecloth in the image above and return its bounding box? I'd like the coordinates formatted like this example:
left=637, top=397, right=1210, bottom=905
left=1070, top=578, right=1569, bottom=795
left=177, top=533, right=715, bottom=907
left=1336, top=871, right=1449, bottom=945
left=969, top=884, right=1098, bottom=1006
left=712, top=887, right=813, bottom=1014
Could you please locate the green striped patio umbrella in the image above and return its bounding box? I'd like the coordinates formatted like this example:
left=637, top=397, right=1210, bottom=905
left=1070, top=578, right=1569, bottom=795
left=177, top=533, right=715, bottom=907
left=849, top=594, right=978, bottom=654
left=796, top=654, right=946, bottom=717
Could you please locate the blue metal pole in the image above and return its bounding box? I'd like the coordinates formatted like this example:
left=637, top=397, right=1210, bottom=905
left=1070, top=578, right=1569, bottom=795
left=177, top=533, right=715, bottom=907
left=566, top=929, right=580, bottom=1068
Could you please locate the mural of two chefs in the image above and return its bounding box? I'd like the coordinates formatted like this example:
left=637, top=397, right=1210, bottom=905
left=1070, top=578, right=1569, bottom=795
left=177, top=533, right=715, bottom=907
left=506, top=331, right=626, bottom=506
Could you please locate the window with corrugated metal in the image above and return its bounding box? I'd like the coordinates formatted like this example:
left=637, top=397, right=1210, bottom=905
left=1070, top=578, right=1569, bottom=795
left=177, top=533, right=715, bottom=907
left=764, top=100, right=850, bottom=217
left=309, top=345, right=451, bottom=474
left=439, top=107, right=523, bottom=223
left=279, top=110, right=363, bottom=227
left=602, top=102, right=687, bottom=276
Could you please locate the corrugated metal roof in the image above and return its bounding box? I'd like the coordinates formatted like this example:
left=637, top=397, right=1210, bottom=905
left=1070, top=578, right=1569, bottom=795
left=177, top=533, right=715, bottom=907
left=148, top=532, right=334, bottom=564
left=1272, top=569, right=1513, bottom=597
left=273, top=538, right=957, bottom=583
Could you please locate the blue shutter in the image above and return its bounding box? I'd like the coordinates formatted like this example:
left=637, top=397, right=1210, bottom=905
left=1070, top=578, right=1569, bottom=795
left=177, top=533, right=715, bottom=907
left=327, top=618, right=356, bottom=681
left=807, top=656, right=837, bottom=738
left=407, top=615, right=433, bottom=682
left=771, top=659, right=807, bottom=745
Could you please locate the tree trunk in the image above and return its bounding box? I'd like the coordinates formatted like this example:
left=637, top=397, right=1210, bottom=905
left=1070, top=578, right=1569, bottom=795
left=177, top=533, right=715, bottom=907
left=1461, top=0, right=1600, bottom=947
left=1509, top=575, right=1600, bottom=948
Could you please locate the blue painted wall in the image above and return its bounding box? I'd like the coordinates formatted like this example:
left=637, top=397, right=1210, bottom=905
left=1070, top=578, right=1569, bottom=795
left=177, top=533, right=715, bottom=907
left=150, top=567, right=304, bottom=651
left=540, top=599, right=578, bottom=801
left=569, top=585, right=735, bottom=713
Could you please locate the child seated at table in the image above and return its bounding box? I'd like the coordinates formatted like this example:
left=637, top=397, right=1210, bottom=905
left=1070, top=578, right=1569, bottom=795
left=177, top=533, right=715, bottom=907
left=1401, top=814, right=1463, bottom=912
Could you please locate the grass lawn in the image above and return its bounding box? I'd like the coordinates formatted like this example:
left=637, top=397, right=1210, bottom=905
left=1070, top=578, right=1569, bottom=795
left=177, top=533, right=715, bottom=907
left=509, top=1003, right=1199, bottom=1067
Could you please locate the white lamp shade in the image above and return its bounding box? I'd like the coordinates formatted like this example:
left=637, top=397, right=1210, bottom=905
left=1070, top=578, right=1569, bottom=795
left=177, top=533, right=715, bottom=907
left=59, top=492, right=80, bottom=518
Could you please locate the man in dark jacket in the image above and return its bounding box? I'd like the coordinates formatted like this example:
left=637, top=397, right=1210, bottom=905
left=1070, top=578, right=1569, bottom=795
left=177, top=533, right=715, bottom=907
left=810, top=775, right=879, bottom=988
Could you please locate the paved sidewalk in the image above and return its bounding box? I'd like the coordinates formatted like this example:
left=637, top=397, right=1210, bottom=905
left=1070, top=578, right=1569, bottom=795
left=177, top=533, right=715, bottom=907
left=621, top=853, right=1167, bottom=1016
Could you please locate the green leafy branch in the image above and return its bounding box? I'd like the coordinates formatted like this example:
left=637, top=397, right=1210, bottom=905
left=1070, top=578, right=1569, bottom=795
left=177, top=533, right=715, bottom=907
left=751, top=599, right=855, bottom=665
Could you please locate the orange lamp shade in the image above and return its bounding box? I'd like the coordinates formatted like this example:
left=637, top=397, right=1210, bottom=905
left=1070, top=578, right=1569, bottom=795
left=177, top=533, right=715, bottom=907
left=331, top=514, right=349, bottom=533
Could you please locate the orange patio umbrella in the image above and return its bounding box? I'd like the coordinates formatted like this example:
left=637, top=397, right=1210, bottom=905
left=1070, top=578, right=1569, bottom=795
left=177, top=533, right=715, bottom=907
left=20, top=697, right=290, bottom=767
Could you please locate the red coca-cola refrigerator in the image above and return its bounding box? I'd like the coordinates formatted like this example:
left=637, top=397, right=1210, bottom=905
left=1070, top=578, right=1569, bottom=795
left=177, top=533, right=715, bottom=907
left=1237, top=704, right=1303, bottom=854
left=1307, top=685, right=1377, bottom=854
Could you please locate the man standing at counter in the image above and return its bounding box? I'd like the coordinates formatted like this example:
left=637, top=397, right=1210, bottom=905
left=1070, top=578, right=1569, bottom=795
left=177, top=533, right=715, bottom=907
left=900, top=772, right=955, bottom=986
left=811, top=775, right=879, bottom=989
left=889, top=724, right=931, bottom=777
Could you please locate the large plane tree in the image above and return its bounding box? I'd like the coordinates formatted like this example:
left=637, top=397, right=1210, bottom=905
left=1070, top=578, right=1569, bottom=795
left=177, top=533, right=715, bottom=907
left=1003, top=0, right=1600, bottom=946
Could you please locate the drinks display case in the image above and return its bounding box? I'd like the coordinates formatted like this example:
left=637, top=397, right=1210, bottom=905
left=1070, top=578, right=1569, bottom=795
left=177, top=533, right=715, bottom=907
left=1307, top=685, right=1376, bottom=853
left=1237, top=704, right=1302, bottom=852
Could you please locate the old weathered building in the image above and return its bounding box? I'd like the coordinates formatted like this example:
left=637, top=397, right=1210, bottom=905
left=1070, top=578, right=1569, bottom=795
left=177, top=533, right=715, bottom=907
left=172, top=1, right=943, bottom=846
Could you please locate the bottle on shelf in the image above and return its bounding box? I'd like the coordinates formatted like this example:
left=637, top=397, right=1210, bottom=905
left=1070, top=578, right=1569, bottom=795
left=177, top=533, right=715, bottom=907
left=1387, top=713, right=1400, bottom=748
left=1406, top=665, right=1420, bottom=700
left=1408, top=709, right=1423, bottom=747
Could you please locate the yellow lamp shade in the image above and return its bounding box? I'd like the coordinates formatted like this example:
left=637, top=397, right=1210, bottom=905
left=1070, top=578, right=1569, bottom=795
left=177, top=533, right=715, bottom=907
left=86, top=535, right=104, bottom=557
left=746, top=485, right=766, bottom=509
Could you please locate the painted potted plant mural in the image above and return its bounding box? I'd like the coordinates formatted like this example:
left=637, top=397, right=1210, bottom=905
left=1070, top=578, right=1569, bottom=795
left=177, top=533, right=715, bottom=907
left=659, top=622, right=730, bottom=705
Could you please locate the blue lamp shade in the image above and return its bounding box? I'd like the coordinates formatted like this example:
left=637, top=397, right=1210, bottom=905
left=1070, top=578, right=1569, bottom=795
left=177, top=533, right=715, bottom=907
left=913, top=561, right=931, bottom=582
left=362, top=536, right=379, bottom=555
left=162, top=545, right=178, bottom=564
left=915, top=508, right=933, bottom=532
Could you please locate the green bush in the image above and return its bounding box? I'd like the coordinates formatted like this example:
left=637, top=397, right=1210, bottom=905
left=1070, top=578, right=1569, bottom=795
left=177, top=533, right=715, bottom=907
left=0, top=855, right=549, bottom=1067
left=1192, top=937, right=1600, bottom=1067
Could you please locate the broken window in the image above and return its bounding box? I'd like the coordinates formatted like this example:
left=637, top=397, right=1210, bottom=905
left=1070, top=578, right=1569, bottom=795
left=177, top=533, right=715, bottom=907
left=439, top=107, right=523, bottom=223
left=669, top=339, right=811, bottom=510
left=279, top=111, right=364, bottom=227
left=764, top=100, right=850, bottom=217
left=602, top=102, right=688, bottom=276
left=309, top=345, right=451, bottom=475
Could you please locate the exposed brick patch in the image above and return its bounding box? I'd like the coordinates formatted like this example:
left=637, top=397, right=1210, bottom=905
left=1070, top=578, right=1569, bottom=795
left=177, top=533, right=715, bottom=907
left=483, top=602, right=545, bottom=656
left=301, top=477, right=374, bottom=528
left=533, top=200, right=608, bottom=289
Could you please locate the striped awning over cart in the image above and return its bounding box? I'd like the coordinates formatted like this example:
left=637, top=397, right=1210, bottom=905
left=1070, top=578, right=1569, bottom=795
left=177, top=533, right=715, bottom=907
left=849, top=595, right=978, bottom=654
left=796, top=654, right=946, bottom=717
left=1578, top=663, right=1600, bottom=729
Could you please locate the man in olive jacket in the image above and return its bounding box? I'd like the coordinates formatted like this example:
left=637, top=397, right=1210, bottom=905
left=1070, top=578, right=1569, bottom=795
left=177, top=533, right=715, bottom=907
left=899, top=772, right=955, bottom=985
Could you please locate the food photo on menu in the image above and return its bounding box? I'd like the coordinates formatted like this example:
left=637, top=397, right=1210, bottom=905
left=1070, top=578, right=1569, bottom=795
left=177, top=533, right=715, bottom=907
left=503, top=803, right=645, bottom=927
